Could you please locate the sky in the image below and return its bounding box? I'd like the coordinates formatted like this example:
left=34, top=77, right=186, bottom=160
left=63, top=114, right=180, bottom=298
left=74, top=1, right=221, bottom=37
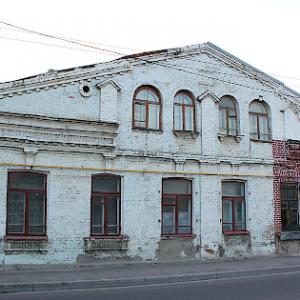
left=0, top=0, right=299, bottom=93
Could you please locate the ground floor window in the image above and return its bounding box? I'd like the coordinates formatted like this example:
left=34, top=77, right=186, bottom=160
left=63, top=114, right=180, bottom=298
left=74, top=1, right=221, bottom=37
left=222, top=181, right=246, bottom=232
left=91, top=175, right=121, bottom=236
left=162, top=178, right=192, bottom=235
left=7, top=172, right=47, bottom=236
left=281, top=183, right=299, bottom=231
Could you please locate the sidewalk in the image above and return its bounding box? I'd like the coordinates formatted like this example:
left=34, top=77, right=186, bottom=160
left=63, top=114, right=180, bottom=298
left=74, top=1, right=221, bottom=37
left=1, top=255, right=300, bottom=293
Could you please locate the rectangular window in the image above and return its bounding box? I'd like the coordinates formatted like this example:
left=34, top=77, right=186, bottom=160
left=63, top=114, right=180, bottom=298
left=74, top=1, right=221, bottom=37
left=7, top=172, right=47, bottom=236
left=222, top=181, right=246, bottom=232
left=162, top=179, right=192, bottom=235
left=134, top=103, right=146, bottom=128
left=91, top=175, right=121, bottom=236
left=281, top=183, right=299, bottom=231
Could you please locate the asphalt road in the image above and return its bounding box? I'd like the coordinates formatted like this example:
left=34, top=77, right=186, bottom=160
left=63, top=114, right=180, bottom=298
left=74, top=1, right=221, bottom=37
left=1, top=271, right=300, bottom=300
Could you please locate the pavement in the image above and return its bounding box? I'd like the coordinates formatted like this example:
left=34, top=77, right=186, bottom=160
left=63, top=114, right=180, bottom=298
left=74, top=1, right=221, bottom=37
left=1, top=255, right=300, bottom=294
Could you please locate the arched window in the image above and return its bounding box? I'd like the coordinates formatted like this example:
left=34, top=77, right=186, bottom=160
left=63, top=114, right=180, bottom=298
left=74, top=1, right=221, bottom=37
left=6, top=172, right=47, bottom=236
left=219, top=96, right=238, bottom=136
left=174, top=91, right=195, bottom=131
left=133, top=86, right=161, bottom=130
left=249, top=100, right=270, bottom=141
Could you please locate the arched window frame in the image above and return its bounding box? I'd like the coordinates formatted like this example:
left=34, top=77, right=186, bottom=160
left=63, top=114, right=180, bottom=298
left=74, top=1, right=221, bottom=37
left=219, top=95, right=238, bottom=136
left=90, top=174, right=121, bottom=237
left=173, top=90, right=196, bottom=132
left=6, top=171, right=47, bottom=237
left=249, top=100, right=271, bottom=141
left=132, top=85, right=162, bottom=131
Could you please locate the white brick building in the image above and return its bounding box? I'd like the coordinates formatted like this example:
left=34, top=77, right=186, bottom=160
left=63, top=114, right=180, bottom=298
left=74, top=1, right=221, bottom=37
left=0, top=42, right=299, bottom=264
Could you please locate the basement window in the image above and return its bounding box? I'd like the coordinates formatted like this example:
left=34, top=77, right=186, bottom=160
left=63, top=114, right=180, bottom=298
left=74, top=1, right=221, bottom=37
left=162, top=178, right=192, bottom=236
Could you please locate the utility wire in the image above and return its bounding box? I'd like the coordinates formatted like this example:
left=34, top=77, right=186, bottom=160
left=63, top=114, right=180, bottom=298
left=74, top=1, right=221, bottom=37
left=0, top=21, right=299, bottom=99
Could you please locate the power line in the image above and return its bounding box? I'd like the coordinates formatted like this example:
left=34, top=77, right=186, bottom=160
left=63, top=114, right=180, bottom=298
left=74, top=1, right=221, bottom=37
left=0, top=25, right=139, bottom=52
left=0, top=35, right=117, bottom=55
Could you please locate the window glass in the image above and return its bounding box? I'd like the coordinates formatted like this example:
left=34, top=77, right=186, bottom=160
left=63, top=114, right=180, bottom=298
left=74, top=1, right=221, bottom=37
left=234, top=201, right=246, bottom=230
left=178, top=198, right=191, bottom=233
left=174, top=105, right=183, bottom=130
left=134, top=103, right=146, bottom=127
left=9, top=173, right=45, bottom=190
left=107, top=195, right=119, bottom=234
left=222, top=182, right=244, bottom=197
left=163, top=179, right=191, bottom=195
left=91, top=195, right=104, bottom=235
left=148, top=103, right=160, bottom=129
left=228, top=111, right=237, bottom=135
left=185, top=106, right=193, bottom=131
left=7, top=191, right=25, bottom=234
left=219, top=109, right=227, bottom=133
left=162, top=206, right=176, bottom=234
left=28, top=192, right=45, bottom=235
left=136, top=89, right=159, bottom=102
left=249, top=101, right=267, bottom=114
left=222, top=200, right=233, bottom=230
left=93, top=177, right=120, bottom=193
left=259, top=115, right=269, bottom=140
left=219, top=97, right=235, bottom=109
left=250, top=114, right=258, bottom=138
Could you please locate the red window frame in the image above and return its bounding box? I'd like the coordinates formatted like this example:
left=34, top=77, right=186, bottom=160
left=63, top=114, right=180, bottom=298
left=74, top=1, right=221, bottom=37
left=132, top=85, right=162, bottom=131
left=90, top=175, right=121, bottom=237
left=173, top=91, right=196, bottom=132
left=6, top=171, right=47, bottom=237
left=161, top=178, right=192, bottom=236
left=219, top=96, right=238, bottom=136
left=249, top=101, right=270, bottom=141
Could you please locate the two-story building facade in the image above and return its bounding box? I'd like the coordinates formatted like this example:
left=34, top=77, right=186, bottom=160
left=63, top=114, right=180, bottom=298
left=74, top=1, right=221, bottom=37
left=0, top=42, right=299, bottom=264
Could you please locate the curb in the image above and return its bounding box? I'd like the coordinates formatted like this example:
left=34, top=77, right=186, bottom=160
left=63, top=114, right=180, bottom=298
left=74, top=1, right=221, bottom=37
left=1, top=265, right=300, bottom=294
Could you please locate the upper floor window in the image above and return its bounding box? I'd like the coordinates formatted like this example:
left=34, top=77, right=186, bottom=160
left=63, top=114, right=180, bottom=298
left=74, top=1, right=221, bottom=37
left=7, top=172, right=47, bottom=236
left=219, top=96, right=238, bottom=136
left=174, top=91, right=195, bottom=131
left=249, top=100, right=270, bottom=141
left=91, top=175, right=121, bottom=236
left=162, top=178, right=192, bottom=235
left=222, top=181, right=246, bottom=233
left=133, top=86, right=161, bottom=130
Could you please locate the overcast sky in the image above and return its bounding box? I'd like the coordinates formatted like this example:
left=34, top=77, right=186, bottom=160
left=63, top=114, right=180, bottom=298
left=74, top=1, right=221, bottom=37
left=0, top=0, right=299, bottom=93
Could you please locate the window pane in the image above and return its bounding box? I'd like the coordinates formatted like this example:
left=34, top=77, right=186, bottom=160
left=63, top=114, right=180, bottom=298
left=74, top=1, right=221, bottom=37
left=174, top=105, right=183, bottom=130
left=163, top=179, right=191, bottom=195
left=148, top=103, right=160, bottom=129
left=220, top=97, right=235, bottom=109
left=107, top=195, right=120, bottom=234
left=134, top=103, right=146, bottom=127
left=259, top=115, right=269, bottom=140
left=222, top=182, right=244, bottom=196
left=250, top=114, right=258, bottom=139
left=249, top=101, right=267, bottom=114
left=163, top=197, right=176, bottom=205
left=178, top=198, right=191, bottom=233
left=185, top=106, right=193, bottom=131
left=174, top=93, right=184, bottom=104
left=219, top=109, right=227, bottom=133
left=183, top=94, right=192, bottom=105
left=162, top=206, right=175, bottom=234
left=289, top=202, right=298, bottom=227
left=234, top=201, right=246, bottom=230
left=228, top=111, right=236, bottom=135
left=223, top=200, right=233, bottom=231
left=9, top=173, right=45, bottom=190
left=136, top=89, right=159, bottom=102
left=281, top=184, right=298, bottom=201
left=93, top=177, right=120, bottom=193
left=91, top=195, right=104, bottom=235
left=7, top=191, right=25, bottom=234
left=28, top=192, right=45, bottom=235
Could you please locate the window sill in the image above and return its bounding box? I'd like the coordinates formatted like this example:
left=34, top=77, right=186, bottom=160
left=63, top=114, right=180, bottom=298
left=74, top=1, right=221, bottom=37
left=280, top=231, right=300, bottom=241
left=3, top=236, right=48, bottom=253
left=4, top=235, right=48, bottom=241
left=161, top=234, right=196, bottom=240
left=173, top=131, right=199, bottom=139
left=250, top=138, right=272, bottom=144
left=218, top=133, right=241, bottom=143
left=223, top=230, right=250, bottom=236
left=84, top=235, right=129, bottom=251
left=132, top=127, right=163, bottom=134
